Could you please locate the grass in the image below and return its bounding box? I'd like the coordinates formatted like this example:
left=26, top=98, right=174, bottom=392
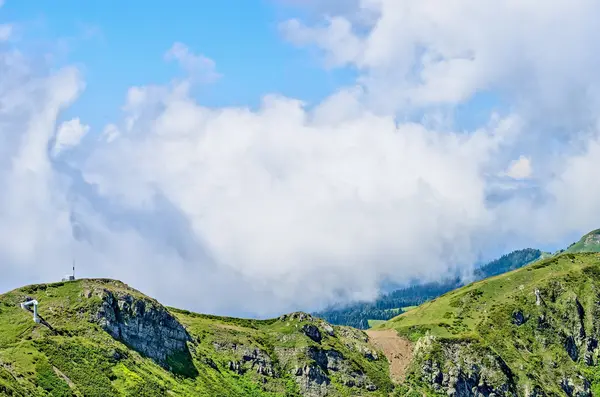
left=35, top=358, right=75, bottom=397
left=367, top=320, right=387, bottom=328
left=400, top=306, right=418, bottom=312
left=380, top=254, right=589, bottom=336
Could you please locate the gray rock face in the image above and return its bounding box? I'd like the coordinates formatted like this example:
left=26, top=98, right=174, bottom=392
left=279, top=312, right=314, bottom=322
left=584, top=338, right=598, bottom=365
left=274, top=344, right=379, bottom=397
left=214, top=342, right=277, bottom=377
left=526, top=385, right=545, bottom=397
left=358, top=345, right=379, bottom=361
left=512, top=310, right=527, bottom=326
left=307, top=347, right=344, bottom=372
left=338, top=326, right=369, bottom=343
left=565, top=335, right=579, bottom=362
left=319, top=321, right=335, bottom=337
left=304, top=347, right=377, bottom=393
left=92, top=289, right=191, bottom=368
left=413, top=336, right=517, bottom=397
left=302, top=324, right=322, bottom=343
left=271, top=313, right=384, bottom=396
left=294, top=364, right=330, bottom=397
left=560, top=376, right=592, bottom=397
left=583, top=233, right=600, bottom=247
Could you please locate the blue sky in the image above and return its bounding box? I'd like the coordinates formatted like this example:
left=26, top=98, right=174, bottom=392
left=0, top=0, right=503, bottom=133
left=2, top=0, right=355, bottom=129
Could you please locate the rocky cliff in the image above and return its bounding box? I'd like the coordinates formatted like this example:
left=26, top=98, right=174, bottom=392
left=92, top=287, right=193, bottom=372
left=203, top=311, right=389, bottom=396
left=410, top=336, right=517, bottom=396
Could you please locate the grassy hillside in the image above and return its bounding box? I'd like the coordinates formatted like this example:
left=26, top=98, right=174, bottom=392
left=316, top=248, right=542, bottom=329
left=376, top=252, right=600, bottom=396
left=0, top=279, right=393, bottom=397
left=566, top=229, right=600, bottom=253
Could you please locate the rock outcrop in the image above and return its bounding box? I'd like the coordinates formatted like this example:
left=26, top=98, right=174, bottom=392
left=285, top=347, right=378, bottom=397
left=302, top=324, right=322, bottom=343
left=92, top=289, right=192, bottom=369
left=294, top=364, right=331, bottom=397
left=213, top=341, right=277, bottom=377
left=410, top=336, right=517, bottom=397
left=271, top=317, right=385, bottom=397
left=560, top=376, right=592, bottom=397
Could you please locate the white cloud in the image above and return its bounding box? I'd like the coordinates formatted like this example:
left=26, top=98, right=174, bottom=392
left=0, top=51, right=83, bottom=286
left=282, top=0, right=600, bottom=114
left=505, top=156, right=532, bottom=180
left=52, top=118, right=89, bottom=157
left=164, top=42, right=221, bottom=84
left=0, top=24, right=11, bottom=41
left=282, top=18, right=363, bottom=69
left=3, top=2, right=600, bottom=318
left=101, top=124, right=120, bottom=143
left=83, top=90, right=506, bottom=298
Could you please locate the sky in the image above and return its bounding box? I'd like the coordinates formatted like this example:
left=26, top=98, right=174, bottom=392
left=1, top=0, right=600, bottom=317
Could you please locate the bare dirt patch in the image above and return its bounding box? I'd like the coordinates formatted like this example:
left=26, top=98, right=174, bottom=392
left=366, top=329, right=413, bottom=382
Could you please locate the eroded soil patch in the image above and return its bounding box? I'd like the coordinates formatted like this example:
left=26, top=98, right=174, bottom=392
left=366, top=329, right=413, bottom=382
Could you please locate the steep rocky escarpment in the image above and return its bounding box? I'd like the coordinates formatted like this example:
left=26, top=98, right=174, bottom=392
left=90, top=286, right=194, bottom=375
left=407, top=336, right=517, bottom=396
left=282, top=345, right=379, bottom=396
left=212, top=341, right=277, bottom=377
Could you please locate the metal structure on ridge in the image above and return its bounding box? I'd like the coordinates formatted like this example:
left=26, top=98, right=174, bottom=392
left=20, top=299, right=39, bottom=323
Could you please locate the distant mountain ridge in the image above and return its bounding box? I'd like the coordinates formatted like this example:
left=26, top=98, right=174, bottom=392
left=315, top=248, right=543, bottom=329
left=474, top=248, right=545, bottom=279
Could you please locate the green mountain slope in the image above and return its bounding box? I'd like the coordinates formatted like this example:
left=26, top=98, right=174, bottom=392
left=376, top=252, right=600, bottom=396
left=566, top=229, right=600, bottom=253
left=0, top=279, right=393, bottom=397
left=316, top=248, right=543, bottom=329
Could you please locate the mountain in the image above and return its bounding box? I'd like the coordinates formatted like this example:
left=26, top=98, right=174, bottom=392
left=566, top=229, right=600, bottom=253
left=0, top=279, right=393, bottom=396
left=2, top=235, right=598, bottom=396
left=315, top=248, right=543, bottom=329
left=314, top=279, right=462, bottom=330
left=373, top=251, right=600, bottom=396
left=473, top=248, right=544, bottom=279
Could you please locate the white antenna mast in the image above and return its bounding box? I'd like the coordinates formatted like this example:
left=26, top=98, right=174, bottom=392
left=62, top=259, right=76, bottom=282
